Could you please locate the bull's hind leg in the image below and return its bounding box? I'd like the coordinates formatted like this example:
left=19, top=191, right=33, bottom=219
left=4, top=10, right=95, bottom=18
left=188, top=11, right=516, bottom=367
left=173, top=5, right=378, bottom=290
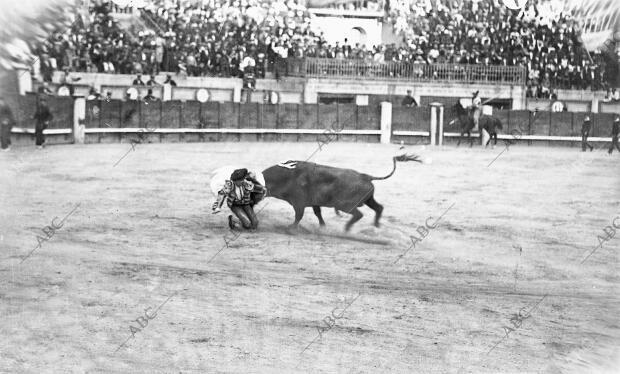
left=312, top=206, right=326, bottom=226
left=365, top=196, right=384, bottom=228
left=344, top=208, right=363, bottom=232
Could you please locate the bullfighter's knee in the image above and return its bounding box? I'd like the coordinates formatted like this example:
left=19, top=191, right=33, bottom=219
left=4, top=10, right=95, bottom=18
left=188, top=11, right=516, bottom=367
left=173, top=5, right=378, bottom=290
left=234, top=211, right=253, bottom=229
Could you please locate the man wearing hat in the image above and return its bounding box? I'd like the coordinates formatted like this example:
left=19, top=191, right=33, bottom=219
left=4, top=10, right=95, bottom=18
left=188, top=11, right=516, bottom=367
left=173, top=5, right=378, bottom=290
left=132, top=74, right=145, bottom=86
left=212, top=168, right=266, bottom=230
left=401, top=90, right=418, bottom=107
left=609, top=115, right=620, bottom=155
left=581, top=115, right=593, bottom=152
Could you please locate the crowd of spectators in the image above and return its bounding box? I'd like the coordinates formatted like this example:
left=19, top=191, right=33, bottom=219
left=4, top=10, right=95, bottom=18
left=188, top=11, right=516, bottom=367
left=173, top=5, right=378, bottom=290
left=34, top=0, right=615, bottom=95
left=386, top=0, right=612, bottom=95
left=34, top=0, right=319, bottom=80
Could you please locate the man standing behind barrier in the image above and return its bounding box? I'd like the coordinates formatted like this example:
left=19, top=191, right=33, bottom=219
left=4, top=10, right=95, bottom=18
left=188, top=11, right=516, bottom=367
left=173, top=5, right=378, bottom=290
left=609, top=115, right=620, bottom=155
left=402, top=90, right=418, bottom=107
left=132, top=74, right=145, bottom=86
left=472, top=91, right=482, bottom=130
left=0, top=97, right=16, bottom=151
left=581, top=115, right=594, bottom=152
left=33, top=96, right=53, bottom=149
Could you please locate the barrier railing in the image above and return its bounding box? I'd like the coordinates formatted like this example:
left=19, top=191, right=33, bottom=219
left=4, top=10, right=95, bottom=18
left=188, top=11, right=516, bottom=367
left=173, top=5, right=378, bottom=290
left=11, top=98, right=615, bottom=146
left=286, top=58, right=526, bottom=85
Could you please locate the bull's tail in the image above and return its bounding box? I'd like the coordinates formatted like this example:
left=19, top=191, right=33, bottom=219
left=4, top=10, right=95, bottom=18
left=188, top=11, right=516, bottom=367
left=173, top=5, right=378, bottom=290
left=370, top=153, right=423, bottom=181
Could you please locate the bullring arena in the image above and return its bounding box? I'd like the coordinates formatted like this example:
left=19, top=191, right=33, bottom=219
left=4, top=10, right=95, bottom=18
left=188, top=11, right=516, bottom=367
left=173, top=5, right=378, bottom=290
left=1, top=0, right=620, bottom=372
left=1, top=140, right=619, bottom=373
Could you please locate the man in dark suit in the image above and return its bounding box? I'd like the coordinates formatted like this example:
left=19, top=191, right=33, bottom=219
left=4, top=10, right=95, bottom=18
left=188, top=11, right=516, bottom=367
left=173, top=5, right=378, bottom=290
left=146, top=75, right=159, bottom=86
left=143, top=89, right=158, bottom=102
left=401, top=90, right=418, bottom=107
left=163, top=74, right=177, bottom=86
left=33, top=96, right=53, bottom=149
left=132, top=74, right=145, bottom=85
left=609, top=115, right=620, bottom=155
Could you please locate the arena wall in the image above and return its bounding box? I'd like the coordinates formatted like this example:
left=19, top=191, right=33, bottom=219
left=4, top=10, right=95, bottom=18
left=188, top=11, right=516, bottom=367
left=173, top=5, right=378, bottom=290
left=29, top=70, right=615, bottom=114
left=35, top=71, right=529, bottom=109
left=302, top=78, right=527, bottom=109
left=9, top=96, right=616, bottom=148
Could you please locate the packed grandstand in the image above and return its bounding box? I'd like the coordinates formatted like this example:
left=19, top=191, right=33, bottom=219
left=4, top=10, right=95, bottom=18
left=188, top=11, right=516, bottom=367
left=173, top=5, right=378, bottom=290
left=3, top=0, right=606, bottom=96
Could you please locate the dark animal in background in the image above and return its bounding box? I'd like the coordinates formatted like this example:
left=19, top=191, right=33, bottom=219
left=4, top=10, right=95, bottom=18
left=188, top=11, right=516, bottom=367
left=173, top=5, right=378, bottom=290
left=263, top=154, right=423, bottom=231
left=480, top=115, right=503, bottom=147
left=450, top=100, right=504, bottom=147
left=451, top=101, right=476, bottom=147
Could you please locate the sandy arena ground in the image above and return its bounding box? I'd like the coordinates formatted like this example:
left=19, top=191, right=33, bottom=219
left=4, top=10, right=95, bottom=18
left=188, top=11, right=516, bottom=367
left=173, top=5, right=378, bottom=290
left=0, top=141, right=619, bottom=374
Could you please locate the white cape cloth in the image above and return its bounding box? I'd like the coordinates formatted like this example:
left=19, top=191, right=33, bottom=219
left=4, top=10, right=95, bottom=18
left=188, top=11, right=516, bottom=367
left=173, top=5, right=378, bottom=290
left=209, top=166, right=266, bottom=197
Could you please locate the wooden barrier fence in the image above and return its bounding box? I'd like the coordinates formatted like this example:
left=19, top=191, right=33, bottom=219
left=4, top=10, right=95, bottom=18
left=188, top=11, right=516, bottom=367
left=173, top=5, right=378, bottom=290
left=9, top=98, right=618, bottom=146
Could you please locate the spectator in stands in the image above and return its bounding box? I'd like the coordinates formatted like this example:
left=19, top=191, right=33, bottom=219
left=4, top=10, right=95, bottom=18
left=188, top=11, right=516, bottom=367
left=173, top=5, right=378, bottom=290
left=33, top=96, right=53, bottom=149
left=186, top=53, right=199, bottom=77
left=164, top=74, right=177, bottom=86
left=609, top=116, right=620, bottom=155
left=401, top=90, right=418, bottom=107
left=0, top=97, right=16, bottom=151
left=143, top=89, right=158, bottom=102
left=87, top=87, right=101, bottom=100
left=146, top=75, right=159, bottom=86
left=581, top=115, right=593, bottom=152
left=132, top=74, right=145, bottom=86
left=37, top=82, right=53, bottom=96
left=31, top=0, right=612, bottom=94
left=549, top=89, right=558, bottom=100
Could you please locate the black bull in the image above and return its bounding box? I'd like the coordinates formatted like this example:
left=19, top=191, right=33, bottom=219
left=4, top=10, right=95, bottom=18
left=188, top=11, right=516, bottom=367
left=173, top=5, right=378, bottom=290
left=262, top=154, right=422, bottom=231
